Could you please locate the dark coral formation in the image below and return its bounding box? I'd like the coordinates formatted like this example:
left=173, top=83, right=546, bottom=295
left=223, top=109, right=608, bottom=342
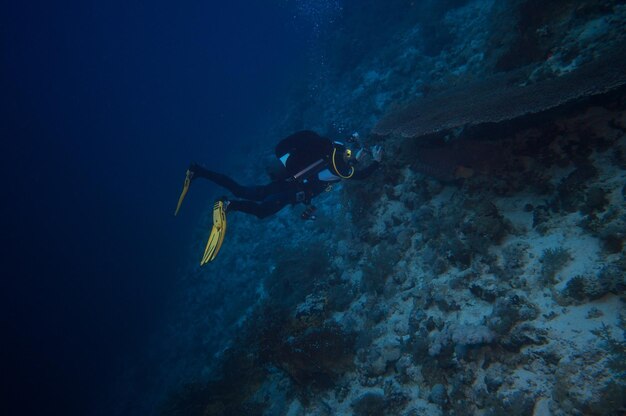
left=556, top=164, right=599, bottom=212
left=275, top=324, right=356, bottom=389
left=160, top=346, right=267, bottom=416
left=539, top=247, right=572, bottom=284
left=265, top=243, right=331, bottom=313
left=562, top=262, right=626, bottom=302
left=372, top=49, right=626, bottom=140
left=162, top=306, right=357, bottom=414
left=489, top=0, right=624, bottom=72
left=351, top=392, right=386, bottom=416
left=580, top=206, right=626, bottom=254
left=487, top=295, right=538, bottom=336
left=413, top=196, right=509, bottom=272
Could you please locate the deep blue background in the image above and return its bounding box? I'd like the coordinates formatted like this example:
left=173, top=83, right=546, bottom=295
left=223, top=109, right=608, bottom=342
left=1, top=1, right=309, bottom=414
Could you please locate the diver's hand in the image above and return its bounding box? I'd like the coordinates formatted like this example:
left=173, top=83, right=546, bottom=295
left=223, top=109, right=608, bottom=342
left=371, top=145, right=383, bottom=162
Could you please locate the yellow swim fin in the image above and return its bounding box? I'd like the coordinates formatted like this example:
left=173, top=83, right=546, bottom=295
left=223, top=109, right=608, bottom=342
left=200, top=200, right=228, bottom=265
left=174, top=169, right=194, bottom=216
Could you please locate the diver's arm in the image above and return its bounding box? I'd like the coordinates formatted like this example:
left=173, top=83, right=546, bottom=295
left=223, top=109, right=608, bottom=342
left=351, top=145, right=383, bottom=180
left=351, top=161, right=380, bottom=180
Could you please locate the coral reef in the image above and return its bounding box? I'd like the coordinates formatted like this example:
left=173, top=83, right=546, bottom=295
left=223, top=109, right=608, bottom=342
left=350, top=391, right=386, bottom=416
left=372, top=50, right=626, bottom=140
left=276, top=324, right=356, bottom=389
left=265, top=243, right=331, bottom=313
left=562, top=262, right=626, bottom=302
left=539, top=247, right=571, bottom=284
left=160, top=345, right=267, bottom=416
left=155, top=2, right=626, bottom=416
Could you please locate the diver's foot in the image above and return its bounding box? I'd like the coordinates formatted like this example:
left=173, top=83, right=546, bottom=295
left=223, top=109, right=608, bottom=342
left=218, top=196, right=230, bottom=212
left=174, top=165, right=196, bottom=216
left=188, top=162, right=202, bottom=180
left=200, top=199, right=228, bottom=265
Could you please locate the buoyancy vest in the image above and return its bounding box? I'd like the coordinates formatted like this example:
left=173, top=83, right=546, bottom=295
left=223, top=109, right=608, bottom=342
left=275, top=131, right=353, bottom=184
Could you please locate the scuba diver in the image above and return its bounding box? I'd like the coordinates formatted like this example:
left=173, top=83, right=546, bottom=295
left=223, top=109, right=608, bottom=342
left=174, top=130, right=383, bottom=265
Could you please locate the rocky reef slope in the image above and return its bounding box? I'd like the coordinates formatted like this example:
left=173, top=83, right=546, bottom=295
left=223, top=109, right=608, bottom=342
left=159, top=1, right=626, bottom=415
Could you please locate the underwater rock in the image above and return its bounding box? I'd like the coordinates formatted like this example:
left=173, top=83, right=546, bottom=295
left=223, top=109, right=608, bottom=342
left=385, top=391, right=411, bottom=415
left=360, top=242, right=401, bottom=295
left=362, top=337, right=402, bottom=377
left=408, top=307, right=427, bottom=334
left=408, top=328, right=431, bottom=363
left=487, top=295, right=539, bottom=336
left=302, top=399, right=333, bottom=416
left=532, top=397, right=552, bottom=416
left=327, top=280, right=357, bottom=312
left=500, top=323, right=548, bottom=352
left=438, top=237, right=472, bottom=270
left=560, top=275, right=589, bottom=303
left=161, top=343, right=269, bottom=416
left=276, top=324, right=355, bottom=390
left=556, top=163, right=598, bottom=212
left=396, top=139, right=511, bottom=181
left=365, top=301, right=389, bottom=325
left=499, top=241, right=530, bottom=281
left=433, top=291, right=461, bottom=313
left=420, top=197, right=509, bottom=273
left=428, top=383, right=448, bottom=406
left=581, top=186, right=609, bottom=214
left=469, top=283, right=498, bottom=303
left=562, top=263, right=626, bottom=302
left=462, top=199, right=510, bottom=252
left=471, top=383, right=490, bottom=410
left=599, top=219, right=625, bottom=254
left=586, top=307, right=604, bottom=319
left=484, top=374, right=504, bottom=394
left=532, top=205, right=551, bottom=233
left=395, top=354, right=422, bottom=384
left=293, top=294, right=327, bottom=330
left=553, top=351, right=626, bottom=415
left=351, top=391, right=386, bottom=416
left=489, top=0, right=618, bottom=73
left=539, top=247, right=572, bottom=284
left=428, top=323, right=496, bottom=357
left=266, top=244, right=331, bottom=313
left=490, top=389, right=536, bottom=416
left=580, top=207, right=626, bottom=253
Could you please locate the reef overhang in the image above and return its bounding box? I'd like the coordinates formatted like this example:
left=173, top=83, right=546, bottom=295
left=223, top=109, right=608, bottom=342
left=372, top=49, right=626, bottom=142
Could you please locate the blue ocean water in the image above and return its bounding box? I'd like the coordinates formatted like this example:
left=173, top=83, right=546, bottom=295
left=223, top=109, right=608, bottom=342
left=2, top=1, right=314, bottom=414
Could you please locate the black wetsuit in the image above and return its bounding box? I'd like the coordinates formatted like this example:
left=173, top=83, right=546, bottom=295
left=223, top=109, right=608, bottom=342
left=191, top=131, right=379, bottom=219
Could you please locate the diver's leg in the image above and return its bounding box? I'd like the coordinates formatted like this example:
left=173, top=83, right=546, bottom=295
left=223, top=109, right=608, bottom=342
left=190, top=163, right=284, bottom=201
left=227, top=192, right=293, bottom=219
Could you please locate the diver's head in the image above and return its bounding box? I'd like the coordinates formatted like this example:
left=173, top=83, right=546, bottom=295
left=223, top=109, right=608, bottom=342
left=331, top=141, right=356, bottom=179
left=343, top=147, right=354, bottom=165
left=343, top=132, right=363, bottom=165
